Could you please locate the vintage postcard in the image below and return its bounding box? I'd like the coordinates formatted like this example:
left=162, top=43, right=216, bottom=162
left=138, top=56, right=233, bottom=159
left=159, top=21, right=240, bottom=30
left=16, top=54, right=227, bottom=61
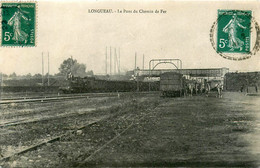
left=0, top=0, right=260, bottom=167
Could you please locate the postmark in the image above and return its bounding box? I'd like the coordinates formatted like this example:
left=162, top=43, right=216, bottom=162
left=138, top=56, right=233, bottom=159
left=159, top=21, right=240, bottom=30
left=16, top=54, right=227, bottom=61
left=1, top=2, right=36, bottom=47
left=210, top=10, right=260, bottom=60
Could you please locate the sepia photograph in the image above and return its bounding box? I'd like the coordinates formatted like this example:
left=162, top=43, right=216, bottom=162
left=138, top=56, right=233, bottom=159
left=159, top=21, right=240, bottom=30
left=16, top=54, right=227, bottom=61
left=0, top=0, right=260, bottom=167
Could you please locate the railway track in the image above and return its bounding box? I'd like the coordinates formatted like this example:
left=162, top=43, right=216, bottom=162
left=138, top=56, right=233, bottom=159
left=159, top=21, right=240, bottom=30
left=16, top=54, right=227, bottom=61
left=1, top=92, right=117, bottom=101
left=0, top=110, right=135, bottom=162
left=79, top=100, right=167, bottom=165
left=0, top=92, right=159, bottom=129
left=0, top=111, right=139, bottom=163
left=0, top=96, right=162, bottom=166
left=0, top=107, right=96, bottom=128
left=0, top=93, right=117, bottom=104
left=0, top=91, right=158, bottom=104
left=0, top=117, right=107, bottom=162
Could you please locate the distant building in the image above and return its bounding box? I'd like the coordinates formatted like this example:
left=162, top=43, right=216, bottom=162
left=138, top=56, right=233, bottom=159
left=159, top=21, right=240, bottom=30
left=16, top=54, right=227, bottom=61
left=225, top=72, right=260, bottom=92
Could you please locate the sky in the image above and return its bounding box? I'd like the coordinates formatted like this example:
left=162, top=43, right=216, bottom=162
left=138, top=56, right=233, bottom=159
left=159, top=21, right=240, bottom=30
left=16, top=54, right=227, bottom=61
left=0, top=0, right=260, bottom=75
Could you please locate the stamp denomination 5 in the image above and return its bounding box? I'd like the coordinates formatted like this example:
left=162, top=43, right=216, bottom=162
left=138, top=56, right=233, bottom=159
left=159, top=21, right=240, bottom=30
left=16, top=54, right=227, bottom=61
left=210, top=9, right=260, bottom=61
left=1, top=2, right=36, bottom=47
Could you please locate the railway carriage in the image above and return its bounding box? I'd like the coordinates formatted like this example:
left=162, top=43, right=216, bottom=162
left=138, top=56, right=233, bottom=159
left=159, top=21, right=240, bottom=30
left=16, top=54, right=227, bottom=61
left=59, top=75, right=160, bottom=93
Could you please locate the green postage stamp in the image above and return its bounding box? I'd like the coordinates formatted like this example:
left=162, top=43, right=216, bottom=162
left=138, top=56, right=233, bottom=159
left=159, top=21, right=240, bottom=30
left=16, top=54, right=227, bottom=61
left=217, top=10, right=251, bottom=53
left=1, top=2, right=36, bottom=47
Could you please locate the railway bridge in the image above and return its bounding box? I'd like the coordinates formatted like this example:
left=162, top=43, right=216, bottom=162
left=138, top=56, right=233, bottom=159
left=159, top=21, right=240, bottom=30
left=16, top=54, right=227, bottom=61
left=134, top=68, right=229, bottom=78
left=133, top=59, right=229, bottom=80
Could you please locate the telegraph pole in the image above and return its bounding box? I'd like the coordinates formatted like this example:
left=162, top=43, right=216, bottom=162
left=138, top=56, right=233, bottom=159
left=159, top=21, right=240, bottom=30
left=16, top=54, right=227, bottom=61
left=135, top=52, right=137, bottom=70
left=114, top=48, right=116, bottom=75
left=48, top=52, right=50, bottom=86
left=118, top=47, right=120, bottom=74
left=71, top=55, right=73, bottom=78
left=134, top=52, right=138, bottom=92
left=143, top=54, right=145, bottom=70
left=110, top=46, right=112, bottom=75
left=0, top=73, right=2, bottom=104
left=105, top=47, right=107, bottom=75
left=42, top=52, right=45, bottom=96
left=42, top=52, right=44, bottom=86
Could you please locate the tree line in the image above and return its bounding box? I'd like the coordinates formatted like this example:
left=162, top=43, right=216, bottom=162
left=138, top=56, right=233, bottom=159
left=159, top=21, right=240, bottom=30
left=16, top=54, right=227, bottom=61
left=1, top=58, right=94, bottom=79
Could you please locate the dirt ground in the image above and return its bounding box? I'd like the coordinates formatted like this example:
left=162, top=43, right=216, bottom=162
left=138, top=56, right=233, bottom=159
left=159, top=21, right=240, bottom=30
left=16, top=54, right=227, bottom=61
left=0, top=92, right=160, bottom=167
left=1, top=92, right=260, bottom=167
left=81, top=92, right=260, bottom=167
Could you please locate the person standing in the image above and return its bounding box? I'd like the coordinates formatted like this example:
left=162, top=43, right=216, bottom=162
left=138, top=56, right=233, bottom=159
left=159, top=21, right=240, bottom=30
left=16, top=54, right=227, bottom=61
left=205, top=82, right=211, bottom=97
left=216, top=82, right=223, bottom=98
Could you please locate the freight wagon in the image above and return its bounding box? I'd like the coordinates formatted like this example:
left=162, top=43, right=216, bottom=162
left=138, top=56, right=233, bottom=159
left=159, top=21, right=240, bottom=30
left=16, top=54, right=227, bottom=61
left=160, top=72, right=185, bottom=97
